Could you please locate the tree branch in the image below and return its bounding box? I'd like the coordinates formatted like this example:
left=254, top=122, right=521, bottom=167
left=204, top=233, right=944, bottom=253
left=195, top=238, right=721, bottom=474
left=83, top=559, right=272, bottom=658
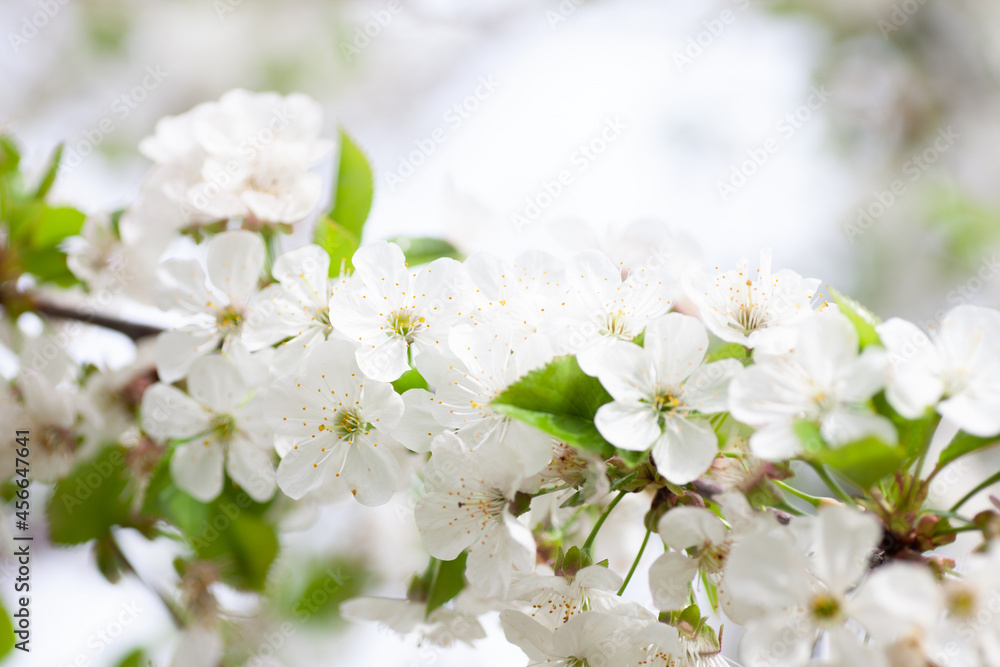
left=32, top=300, right=164, bottom=341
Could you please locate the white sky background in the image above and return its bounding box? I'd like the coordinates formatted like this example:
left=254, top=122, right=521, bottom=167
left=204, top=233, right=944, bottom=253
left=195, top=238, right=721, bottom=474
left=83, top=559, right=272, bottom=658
left=0, top=0, right=947, bottom=665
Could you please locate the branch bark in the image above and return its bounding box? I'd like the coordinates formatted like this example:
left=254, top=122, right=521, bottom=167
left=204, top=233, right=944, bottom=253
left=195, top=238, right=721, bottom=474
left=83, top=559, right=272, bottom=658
left=32, top=300, right=164, bottom=341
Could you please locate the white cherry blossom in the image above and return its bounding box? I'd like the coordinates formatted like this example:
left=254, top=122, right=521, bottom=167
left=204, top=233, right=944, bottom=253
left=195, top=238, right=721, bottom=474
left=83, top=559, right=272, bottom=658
left=729, top=311, right=896, bottom=460
left=878, top=304, right=1000, bottom=436
left=590, top=313, right=743, bottom=484
left=265, top=338, right=403, bottom=505
left=140, top=353, right=275, bottom=502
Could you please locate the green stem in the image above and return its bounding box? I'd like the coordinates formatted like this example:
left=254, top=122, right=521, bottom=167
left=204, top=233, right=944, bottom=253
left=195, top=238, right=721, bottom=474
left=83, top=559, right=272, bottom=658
left=808, top=461, right=856, bottom=506
left=951, top=469, right=1000, bottom=512
left=582, top=490, right=627, bottom=555
left=774, top=480, right=823, bottom=508
left=617, top=528, right=651, bottom=596
left=773, top=499, right=807, bottom=517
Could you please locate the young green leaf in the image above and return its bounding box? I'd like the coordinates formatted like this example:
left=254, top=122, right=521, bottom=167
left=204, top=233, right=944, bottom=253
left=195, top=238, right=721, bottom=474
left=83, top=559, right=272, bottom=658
left=47, top=446, right=135, bottom=545
left=426, top=552, right=468, bottom=616
left=33, top=142, right=64, bottom=200
left=388, top=236, right=462, bottom=265
left=329, top=128, right=373, bottom=239
left=937, top=431, right=1000, bottom=469
left=492, top=355, right=615, bottom=458
left=314, top=217, right=361, bottom=275
left=828, top=287, right=881, bottom=349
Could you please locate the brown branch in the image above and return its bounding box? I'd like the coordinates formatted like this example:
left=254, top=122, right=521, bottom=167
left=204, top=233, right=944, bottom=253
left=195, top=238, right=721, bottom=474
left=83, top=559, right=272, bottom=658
left=32, top=300, right=164, bottom=341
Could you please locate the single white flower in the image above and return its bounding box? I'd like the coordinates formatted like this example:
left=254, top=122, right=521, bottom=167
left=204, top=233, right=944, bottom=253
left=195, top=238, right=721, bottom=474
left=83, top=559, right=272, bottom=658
left=930, top=545, right=1000, bottom=665
left=724, top=505, right=939, bottom=667
left=508, top=565, right=624, bottom=629
left=329, top=241, right=472, bottom=382
left=729, top=312, right=896, bottom=460
left=242, top=244, right=340, bottom=354
left=649, top=506, right=729, bottom=611
left=878, top=304, right=1000, bottom=436
left=414, top=431, right=536, bottom=598
left=500, top=609, right=639, bottom=667
left=340, top=596, right=486, bottom=647
left=265, top=338, right=403, bottom=505
left=561, top=250, right=674, bottom=374
left=152, top=230, right=265, bottom=382
left=591, top=313, right=743, bottom=484
left=686, top=248, right=821, bottom=353
left=140, top=354, right=276, bottom=502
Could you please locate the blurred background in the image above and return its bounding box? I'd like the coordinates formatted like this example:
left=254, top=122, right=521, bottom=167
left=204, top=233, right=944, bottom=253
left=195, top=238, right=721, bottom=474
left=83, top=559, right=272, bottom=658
left=3, top=0, right=1000, bottom=665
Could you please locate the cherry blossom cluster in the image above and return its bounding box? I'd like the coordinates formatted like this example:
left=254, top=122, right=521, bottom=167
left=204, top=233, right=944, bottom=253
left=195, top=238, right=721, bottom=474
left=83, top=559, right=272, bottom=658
left=4, top=89, right=1000, bottom=667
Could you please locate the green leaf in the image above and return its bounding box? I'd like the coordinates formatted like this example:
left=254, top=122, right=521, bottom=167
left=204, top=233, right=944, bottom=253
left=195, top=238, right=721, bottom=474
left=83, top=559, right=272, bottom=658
left=937, top=431, right=1000, bottom=469
left=426, top=552, right=468, bottom=615
left=47, top=446, right=135, bottom=545
left=828, top=287, right=881, bottom=349
left=142, top=450, right=279, bottom=591
left=0, top=135, right=21, bottom=175
left=492, top=355, right=615, bottom=458
left=0, top=601, right=14, bottom=659
left=114, top=649, right=148, bottom=667
left=392, top=366, right=428, bottom=394
left=388, top=236, right=462, bottom=265
left=329, top=128, right=373, bottom=239
left=705, top=341, right=747, bottom=363
left=20, top=246, right=79, bottom=287
left=314, top=217, right=360, bottom=275
left=873, top=393, right=938, bottom=459
left=812, top=437, right=907, bottom=489
left=30, top=206, right=86, bottom=248
left=33, top=143, right=64, bottom=200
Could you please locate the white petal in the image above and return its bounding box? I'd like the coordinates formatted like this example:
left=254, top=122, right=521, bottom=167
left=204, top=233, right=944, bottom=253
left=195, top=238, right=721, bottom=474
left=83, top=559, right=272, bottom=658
left=849, top=562, right=942, bottom=641
left=226, top=433, right=276, bottom=502
left=682, top=358, right=742, bottom=413
left=648, top=552, right=699, bottom=611
left=155, top=328, right=221, bottom=383
left=594, top=401, right=660, bottom=451
left=795, top=313, right=858, bottom=387
left=171, top=439, right=226, bottom=502
left=650, top=416, right=717, bottom=484
left=275, top=438, right=336, bottom=499
left=644, top=313, right=709, bottom=387
left=414, top=492, right=479, bottom=560
left=748, top=422, right=803, bottom=461
left=938, top=393, right=1000, bottom=438
left=339, top=437, right=401, bottom=507
left=356, top=336, right=411, bottom=382
left=392, top=389, right=440, bottom=453
left=186, top=354, right=247, bottom=413
left=152, top=259, right=216, bottom=313
left=140, top=383, right=213, bottom=440
left=589, top=340, right=657, bottom=402
left=809, top=505, right=881, bottom=593
left=657, top=506, right=727, bottom=550
left=820, top=410, right=897, bottom=446
left=206, top=230, right=265, bottom=304
left=877, top=317, right=943, bottom=417
left=466, top=514, right=535, bottom=598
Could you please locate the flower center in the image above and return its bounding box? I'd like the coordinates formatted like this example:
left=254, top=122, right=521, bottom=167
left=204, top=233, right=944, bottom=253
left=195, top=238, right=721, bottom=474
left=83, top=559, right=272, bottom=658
left=210, top=414, right=238, bottom=441
left=216, top=305, right=244, bottom=333
left=729, top=279, right=767, bottom=335
left=653, top=392, right=680, bottom=413
left=946, top=587, right=976, bottom=619
left=40, top=425, right=77, bottom=456
left=809, top=592, right=843, bottom=625
left=599, top=310, right=633, bottom=339
left=387, top=308, right=424, bottom=341
left=334, top=407, right=367, bottom=441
